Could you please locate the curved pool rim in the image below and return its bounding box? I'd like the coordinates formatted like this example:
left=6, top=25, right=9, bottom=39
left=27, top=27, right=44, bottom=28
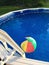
left=1, top=8, right=49, bottom=17
left=0, top=8, right=49, bottom=25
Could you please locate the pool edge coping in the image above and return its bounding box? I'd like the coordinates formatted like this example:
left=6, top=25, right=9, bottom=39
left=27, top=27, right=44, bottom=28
left=0, top=8, right=49, bottom=18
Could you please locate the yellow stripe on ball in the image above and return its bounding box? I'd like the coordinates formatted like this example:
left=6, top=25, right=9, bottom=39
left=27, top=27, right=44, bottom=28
left=21, top=40, right=28, bottom=52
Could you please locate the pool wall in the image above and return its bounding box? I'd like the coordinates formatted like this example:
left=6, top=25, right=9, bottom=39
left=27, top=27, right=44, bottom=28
left=0, top=8, right=49, bottom=25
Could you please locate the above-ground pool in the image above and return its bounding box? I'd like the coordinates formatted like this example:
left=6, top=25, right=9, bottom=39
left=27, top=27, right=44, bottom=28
left=0, top=8, right=49, bottom=62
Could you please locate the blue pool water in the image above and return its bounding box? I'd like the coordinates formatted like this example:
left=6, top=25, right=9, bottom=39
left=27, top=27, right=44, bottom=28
left=0, top=9, right=49, bottom=62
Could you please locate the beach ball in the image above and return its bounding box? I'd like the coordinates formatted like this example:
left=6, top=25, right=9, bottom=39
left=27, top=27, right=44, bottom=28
left=21, top=37, right=37, bottom=53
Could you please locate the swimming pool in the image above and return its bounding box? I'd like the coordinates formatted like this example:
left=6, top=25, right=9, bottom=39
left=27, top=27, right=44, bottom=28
left=0, top=8, right=49, bottom=62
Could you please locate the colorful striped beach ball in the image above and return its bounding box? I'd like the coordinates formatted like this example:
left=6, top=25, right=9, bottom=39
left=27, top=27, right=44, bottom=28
left=21, top=37, right=37, bottom=53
